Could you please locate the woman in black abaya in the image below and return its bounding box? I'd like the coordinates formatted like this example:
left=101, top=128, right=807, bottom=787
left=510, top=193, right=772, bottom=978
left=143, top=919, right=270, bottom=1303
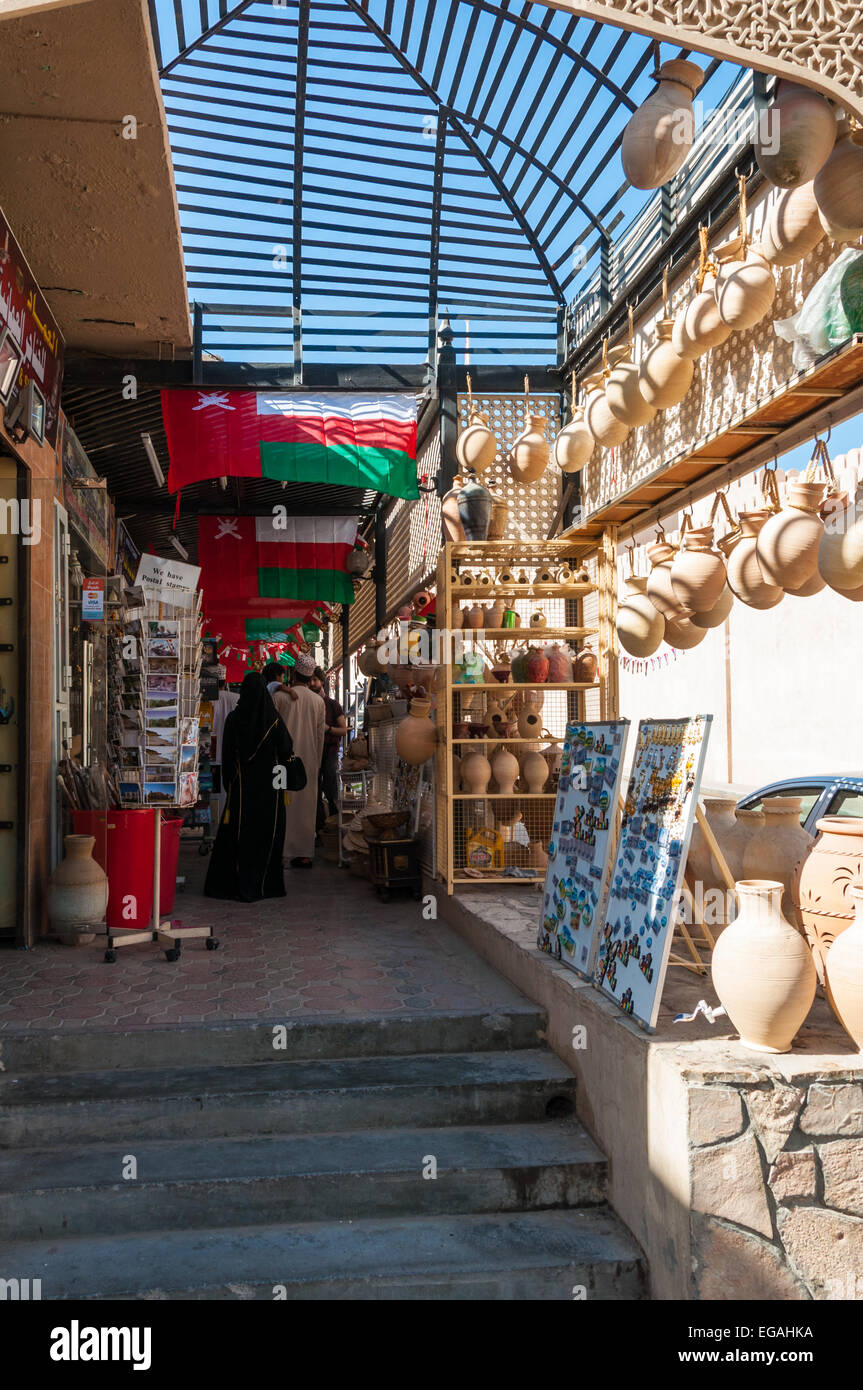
left=204, top=671, right=293, bottom=901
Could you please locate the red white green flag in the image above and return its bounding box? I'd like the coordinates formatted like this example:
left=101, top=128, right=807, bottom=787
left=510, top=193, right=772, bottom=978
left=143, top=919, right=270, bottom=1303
left=197, top=513, right=358, bottom=606
left=162, top=390, right=418, bottom=499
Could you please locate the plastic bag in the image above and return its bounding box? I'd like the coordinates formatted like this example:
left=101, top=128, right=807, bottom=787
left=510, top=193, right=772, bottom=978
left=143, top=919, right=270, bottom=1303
left=774, top=248, right=863, bottom=370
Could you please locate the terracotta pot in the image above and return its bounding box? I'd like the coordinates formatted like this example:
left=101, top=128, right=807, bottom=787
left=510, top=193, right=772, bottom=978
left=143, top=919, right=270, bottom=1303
left=743, top=796, right=813, bottom=927
left=525, top=647, right=550, bottom=683
left=715, top=241, right=776, bottom=330
left=687, top=797, right=737, bottom=892
left=760, top=182, right=825, bottom=266
left=584, top=373, right=630, bottom=447
left=460, top=750, right=491, bottom=794
left=485, top=598, right=505, bottom=629
left=616, top=576, right=665, bottom=657
left=554, top=411, right=595, bottom=473
left=711, top=879, right=816, bottom=1053
left=813, top=124, right=863, bottom=237
left=573, top=647, right=598, bottom=683
left=638, top=319, right=694, bottom=409
left=395, top=697, right=437, bottom=766
left=792, top=816, right=863, bottom=984
left=466, top=602, right=484, bottom=630
left=509, top=649, right=530, bottom=683
left=691, top=584, right=734, bottom=629
left=784, top=568, right=826, bottom=597
left=662, top=614, right=707, bottom=650
left=825, top=881, right=863, bottom=1051
left=604, top=354, right=657, bottom=427
left=755, top=81, right=837, bottom=188
left=726, top=510, right=785, bottom=609
left=358, top=644, right=385, bottom=677
left=756, top=481, right=826, bottom=590
left=672, top=271, right=732, bottom=359
left=670, top=524, right=727, bottom=612
left=621, top=58, right=704, bottom=190
left=441, top=474, right=466, bottom=542
left=456, top=410, right=497, bottom=474
left=47, top=834, right=108, bottom=945
left=718, top=807, right=765, bottom=884
left=646, top=540, right=691, bottom=619
left=818, top=493, right=863, bottom=593
left=492, top=747, right=519, bottom=796
left=510, top=414, right=549, bottom=483
left=486, top=490, right=509, bottom=541
left=544, top=645, right=573, bottom=683
left=456, top=477, right=492, bottom=541
left=521, top=750, right=548, bottom=793
left=517, top=705, right=543, bottom=740
left=451, top=605, right=464, bottom=631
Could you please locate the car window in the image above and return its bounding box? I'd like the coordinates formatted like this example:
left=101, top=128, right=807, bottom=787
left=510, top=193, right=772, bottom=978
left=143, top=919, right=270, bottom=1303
left=743, top=789, right=822, bottom=827
left=827, top=790, right=863, bottom=819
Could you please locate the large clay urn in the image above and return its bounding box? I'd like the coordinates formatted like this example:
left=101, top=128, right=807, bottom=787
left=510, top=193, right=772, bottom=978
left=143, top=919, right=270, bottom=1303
left=47, top=834, right=108, bottom=945
left=715, top=241, right=776, bottom=331
left=743, top=796, right=813, bottom=926
left=646, top=540, right=690, bottom=620
left=687, top=797, right=737, bottom=893
left=604, top=353, right=657, bottom=428
left=711, top=880, right=816, bottom=1053
left=670, top=525, right=727, bottom=612
left=825, top=881, right=863, bottom=1052
left=584, top=373, right=630, bottom=448
left=492, top=747, right=519, bottom=796
left=662, top=614, right=707, bottom=650
left=754, top=81, right=837, bottom=188
left=672, top=271, right=732, bottom=359
left=510, top=415, right=549, bottom=483
left=525, top=647, right=550, bottom=684
left=813, top=124, right=863, bottom=239
left=755, top=481, right=826, bottom=590
left=716, top=808, right=763, bottom=885
left=759, top=182, right=824, bottom=267
left=638, top=319, right=694, bottom=409
left=521, top=750, right=549, bottom=793
left=726, top=510, right=784, bottom=609
left=461, top=749, right=491, bottom=795
left=554, top=411, right=595, bottom=474
left=441, top=474, right=466, bottom=542
left=616, top=576, right=665, bottom=657
left=691, top=584, right=734, bottom=629
left=621, top=59, right=704, bottom=190
left=456, top=477, right=492, bottom=541
left=792, top=816, right=863, bottom=984
left=456, top=411, right=497, bottom=475
left=395, top=697, right=437, bottom=766
left=818, top=493, right=863, bottom=594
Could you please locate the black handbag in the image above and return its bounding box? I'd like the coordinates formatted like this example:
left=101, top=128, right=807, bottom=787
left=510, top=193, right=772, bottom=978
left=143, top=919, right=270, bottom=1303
left=284, top=754, right=307, bottom=792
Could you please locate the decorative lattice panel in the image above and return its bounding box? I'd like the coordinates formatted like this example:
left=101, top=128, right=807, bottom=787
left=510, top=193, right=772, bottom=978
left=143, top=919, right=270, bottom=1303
left=457, top=394, right=562, bottom=542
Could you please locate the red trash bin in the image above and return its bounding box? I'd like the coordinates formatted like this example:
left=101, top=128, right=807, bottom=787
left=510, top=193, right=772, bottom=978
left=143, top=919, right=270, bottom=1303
left=73, top=809, right=158, bottom=929
left=159, top=814, right=184, bottom=916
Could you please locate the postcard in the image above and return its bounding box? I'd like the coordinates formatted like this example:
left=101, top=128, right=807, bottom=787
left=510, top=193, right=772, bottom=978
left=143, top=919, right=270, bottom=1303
left=143, top=782, right=176, bottom=806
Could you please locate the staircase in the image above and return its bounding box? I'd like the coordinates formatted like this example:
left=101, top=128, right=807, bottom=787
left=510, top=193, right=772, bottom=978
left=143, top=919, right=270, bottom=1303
left=0, top=1006, right=646, bottom=1300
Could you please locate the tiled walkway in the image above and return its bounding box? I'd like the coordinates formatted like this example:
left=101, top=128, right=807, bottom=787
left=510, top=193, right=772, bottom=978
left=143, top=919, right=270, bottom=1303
left=0, top=848, right=527, bottom=1032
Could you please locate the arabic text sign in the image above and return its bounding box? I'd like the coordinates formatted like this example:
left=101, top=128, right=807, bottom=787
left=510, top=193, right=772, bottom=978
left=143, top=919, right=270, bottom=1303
left=0, top=207, right=64, bottom=447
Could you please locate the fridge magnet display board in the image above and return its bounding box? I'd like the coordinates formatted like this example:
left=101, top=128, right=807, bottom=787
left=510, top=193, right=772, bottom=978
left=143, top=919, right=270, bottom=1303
left=538, top=720, right=630, bottom=979
left=595, top=715, right=712, bottom=1032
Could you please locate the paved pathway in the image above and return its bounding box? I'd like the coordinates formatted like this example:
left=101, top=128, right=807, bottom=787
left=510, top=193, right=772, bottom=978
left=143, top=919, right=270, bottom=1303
left=0, top=849, right=526, bottom=1032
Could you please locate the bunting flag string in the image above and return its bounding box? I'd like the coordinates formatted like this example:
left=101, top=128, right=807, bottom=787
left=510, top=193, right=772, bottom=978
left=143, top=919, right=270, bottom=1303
left=620, top=648, right=684, bottom=675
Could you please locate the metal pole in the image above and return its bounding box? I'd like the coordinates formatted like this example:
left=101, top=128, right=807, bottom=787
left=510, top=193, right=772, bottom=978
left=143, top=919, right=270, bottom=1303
left=437, top=318, right=458, bottom=543
left=374, top=505, right=388, bottom=634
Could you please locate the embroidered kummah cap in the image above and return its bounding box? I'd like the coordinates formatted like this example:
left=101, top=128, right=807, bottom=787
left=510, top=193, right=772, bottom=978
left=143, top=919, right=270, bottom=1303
left=294, top=652, right=316, bottom=678
left=215, top=664, right=227, bottom=680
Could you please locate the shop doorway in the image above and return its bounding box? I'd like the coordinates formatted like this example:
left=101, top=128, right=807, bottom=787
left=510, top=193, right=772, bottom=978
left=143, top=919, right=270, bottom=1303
left=0, top=454, right=25, bottom=942
left=51, top=501, right=71, bottom=870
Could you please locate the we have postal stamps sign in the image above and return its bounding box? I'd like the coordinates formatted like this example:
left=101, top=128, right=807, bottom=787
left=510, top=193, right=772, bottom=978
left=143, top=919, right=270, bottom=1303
left=538, top=720, right=630, bottom=979
left=595, top=715, right=712, bottom=1031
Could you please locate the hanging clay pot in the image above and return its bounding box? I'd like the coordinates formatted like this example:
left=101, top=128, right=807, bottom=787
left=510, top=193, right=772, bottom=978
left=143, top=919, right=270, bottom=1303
left=818, top=492, right=863, bottom=593
left=461, top=750, right=491, bottom=795
left=358, top=643, right=385, bottom=677
left=792, top=816, right=863, bottom=984
left=646, top=540, right=691, bottom=620
left=554, top=411, right=595, bottom=473
left=670, top=524, right=727, bottom=612
left=466, top=602, right=485, bottom=631
left=456, top=477, right=492, bottom=541
left=672, top=271, right=733, bottom=360
left=663, top=614, right=707, bottom=650
left=521, top=751, right=549, bottom=794
left=456, top=410, right=497, bottom=475
left=825, top=881, right=863, bottom=1052
left=346, top=547, right=372, bottom=576
left=690, top=584, right=734, bottom=629
left=510, top=415, right=549, bottom=483
left=441, top=474, right=466, bottom=542
left=726, top=510, right=785, bottom=609
left=486, top=597, right=506, bottom=629
left=621, top=59, right=704, bottom=190
left=486, top=489, right=509, bottom=541
left=604, top=352, right=657, bottom=428
left=517, top=704, right=543, bottom=740
left=584, top=371, right=630, bottom=447
left=492, top=747, right=520, bottom=796
left=715, top=239, right=776, bottom=330
left=638, top=319, right=694, bottom=409
left=755, top=480, right=827, bottom=590
left=711, top=879, right=816, bottom=1053
left=573, top=647, right=598, bottom=683
left=759, top=182, right=825, bottom=267
left=617, top=576, right=665, bottom=657
left=754, top=80, right=837, bottom=188
left=743, top=795, right=813, bottom=927
left=47, top=834, right=108, bottom=945
left=544, top=645, right=573, bottom=683
left=813, top=123, right=863, bottom=239
left=525, top=647, right=550, bottom=684
left=395, top=697, right=437, bottom=766
left=785, top=568, right=826, bottom=597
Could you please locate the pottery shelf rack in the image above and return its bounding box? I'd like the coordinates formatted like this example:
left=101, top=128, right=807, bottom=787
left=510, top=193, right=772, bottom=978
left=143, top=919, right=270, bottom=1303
left=436, top=539, right=606, bottom=895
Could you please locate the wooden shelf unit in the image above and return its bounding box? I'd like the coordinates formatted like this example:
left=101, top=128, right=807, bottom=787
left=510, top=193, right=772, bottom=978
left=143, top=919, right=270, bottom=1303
left=436, top=539, right=605, bottom=895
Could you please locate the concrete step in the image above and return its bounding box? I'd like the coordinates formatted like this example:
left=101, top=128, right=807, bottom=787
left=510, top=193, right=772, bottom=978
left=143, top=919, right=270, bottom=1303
left=0, top=1208, right=646, bottom=1300
left=0, top=1006, right=546, bottom=1074
left=0, top=1120, right=606, bottom=1239
left=0, top=1049, right=578, bottom=1147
